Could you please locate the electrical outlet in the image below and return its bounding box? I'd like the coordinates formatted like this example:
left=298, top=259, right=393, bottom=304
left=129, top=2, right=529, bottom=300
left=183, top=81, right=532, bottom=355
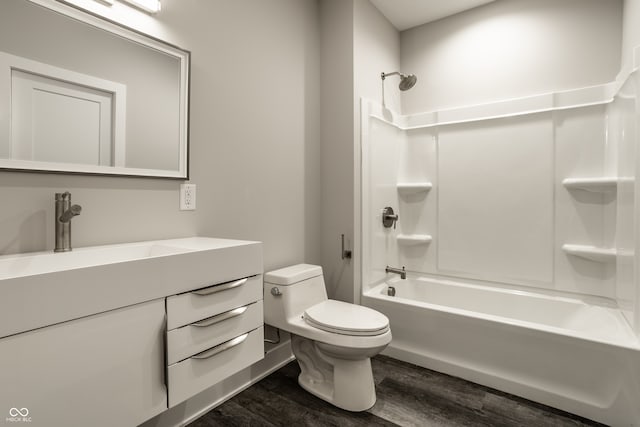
left=180, top=183, right=196, bottom=210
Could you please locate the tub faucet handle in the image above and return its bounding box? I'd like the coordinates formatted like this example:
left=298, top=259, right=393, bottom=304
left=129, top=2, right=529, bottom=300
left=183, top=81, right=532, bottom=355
left=382, top=206, right=399, bottom=229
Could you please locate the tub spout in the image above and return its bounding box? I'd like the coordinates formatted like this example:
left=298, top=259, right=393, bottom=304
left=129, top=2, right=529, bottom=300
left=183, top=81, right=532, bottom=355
left=385, top=265, right=406, bottom=280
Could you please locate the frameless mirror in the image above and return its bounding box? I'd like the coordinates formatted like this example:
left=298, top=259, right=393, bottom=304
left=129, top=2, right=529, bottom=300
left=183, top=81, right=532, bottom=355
left=0, top=0, right=190, bottom=178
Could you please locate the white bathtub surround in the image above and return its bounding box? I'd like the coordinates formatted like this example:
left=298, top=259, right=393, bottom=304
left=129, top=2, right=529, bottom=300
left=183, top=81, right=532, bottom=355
left=396, top=181, right=432, bottom=195
left=362, top=65, right=639, bottom=309
left=363, top=277, right=640, bottom=426
left=561, top=244, right=617, bottom=264
left=396, top=234, right=432, bottom=246
left=562, top=177, right=621, bottom=192
left=360, top=64, right=640, bottom=425
left=370, top=276, right=637, bottom=347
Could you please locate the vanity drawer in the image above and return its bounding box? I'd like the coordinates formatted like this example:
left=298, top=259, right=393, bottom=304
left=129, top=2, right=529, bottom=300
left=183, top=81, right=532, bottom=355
left=167, top=326, right=264, bottom=408
left=167, top=274, right=262, bottom=330
left=167, top=301, right=263, bottom=365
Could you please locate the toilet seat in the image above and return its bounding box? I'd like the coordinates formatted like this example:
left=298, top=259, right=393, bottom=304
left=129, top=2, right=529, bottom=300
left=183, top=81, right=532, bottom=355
left=303, top=300, right=389, bottom=336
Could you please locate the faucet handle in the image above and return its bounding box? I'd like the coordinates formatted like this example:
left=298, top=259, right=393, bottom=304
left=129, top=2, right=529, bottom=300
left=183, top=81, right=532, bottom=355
left=382, top=206, right=399, bottom=229
left=59, top=204, right=82, bottom=223
left=55, top=191, right=71, bottom=201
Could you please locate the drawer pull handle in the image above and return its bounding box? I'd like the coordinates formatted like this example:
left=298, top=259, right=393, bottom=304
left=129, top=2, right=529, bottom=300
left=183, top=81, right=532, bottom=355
left=191, top=306, right=248, bottom=328
left=192, top=333, right=249, bottom=360
left=192, top=278, right=248, bottom=296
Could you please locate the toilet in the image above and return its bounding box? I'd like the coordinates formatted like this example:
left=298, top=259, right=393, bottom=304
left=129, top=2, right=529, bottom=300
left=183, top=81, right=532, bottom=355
left=263, top=264, right=392, bottom=411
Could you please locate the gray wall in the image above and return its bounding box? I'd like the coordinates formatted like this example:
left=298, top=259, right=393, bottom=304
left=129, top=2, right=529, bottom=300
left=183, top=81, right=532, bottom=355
left=319, top=0, right=400, bottom=302
left=319, top=0, right=355, bottom=301
left=622, top=0, right=640, bottom=69
left=400, top=0, right=623, bottom=114
left=158, top=0, right=322, bottom=271
left=0, top=0, right=321, bottom=274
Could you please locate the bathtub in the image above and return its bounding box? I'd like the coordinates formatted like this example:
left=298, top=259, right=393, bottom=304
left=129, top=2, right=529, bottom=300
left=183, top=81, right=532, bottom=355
left=362, top=276, right=640, bottom=426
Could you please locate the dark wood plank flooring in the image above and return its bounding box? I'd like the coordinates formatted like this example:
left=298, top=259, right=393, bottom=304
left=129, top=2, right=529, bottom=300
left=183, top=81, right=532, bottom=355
left=188, top=355, right=603, bottom=427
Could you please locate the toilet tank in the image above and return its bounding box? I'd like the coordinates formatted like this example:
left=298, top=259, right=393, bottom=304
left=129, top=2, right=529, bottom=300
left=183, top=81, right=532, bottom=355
left=263, top=264, right=328, bottom=329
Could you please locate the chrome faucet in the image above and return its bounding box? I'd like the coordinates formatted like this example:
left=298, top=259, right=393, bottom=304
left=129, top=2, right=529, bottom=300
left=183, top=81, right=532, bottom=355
left=55, top=192, right=82, bottom=252
left=385, top=265, right=406, bottom=279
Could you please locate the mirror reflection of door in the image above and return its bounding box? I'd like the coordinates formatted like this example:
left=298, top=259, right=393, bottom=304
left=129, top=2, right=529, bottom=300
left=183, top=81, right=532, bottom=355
left=0, top=0, right=189, bottom=178
left=0, top=50, right=127, bottom=168
left=11, top=69, right=117, bottom=166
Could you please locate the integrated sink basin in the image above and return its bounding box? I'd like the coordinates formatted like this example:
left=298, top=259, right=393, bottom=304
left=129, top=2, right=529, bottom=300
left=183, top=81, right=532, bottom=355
left=0, top=242, right=194, bottom=280
left=0, top=237, right=263, bottom=338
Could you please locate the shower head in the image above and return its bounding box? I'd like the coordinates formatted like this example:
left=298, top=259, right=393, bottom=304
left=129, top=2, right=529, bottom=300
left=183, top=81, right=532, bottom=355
left=399, top=74, right=417, bottom=91
left=381, top=71, right=418, bottom=91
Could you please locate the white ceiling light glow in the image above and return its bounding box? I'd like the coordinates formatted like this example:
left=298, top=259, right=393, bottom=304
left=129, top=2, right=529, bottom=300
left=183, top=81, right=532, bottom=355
left=121, top=0, right=161, bottom=14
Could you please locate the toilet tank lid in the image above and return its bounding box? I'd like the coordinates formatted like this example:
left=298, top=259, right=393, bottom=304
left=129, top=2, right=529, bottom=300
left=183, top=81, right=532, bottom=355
left=264, top=264, right=323, bottom=285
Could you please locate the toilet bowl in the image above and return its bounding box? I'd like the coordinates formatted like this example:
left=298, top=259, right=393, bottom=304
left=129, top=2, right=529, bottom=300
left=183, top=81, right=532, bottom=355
left=264, top=264, right=392, bottom=411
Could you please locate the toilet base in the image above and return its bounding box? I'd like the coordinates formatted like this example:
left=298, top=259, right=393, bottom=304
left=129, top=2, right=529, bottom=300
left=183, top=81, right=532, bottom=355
left=291, top=334, right=377, bottom=412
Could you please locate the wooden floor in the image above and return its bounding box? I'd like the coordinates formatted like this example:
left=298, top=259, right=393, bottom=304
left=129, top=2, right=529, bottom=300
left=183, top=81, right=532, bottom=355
left=188, top=355, right=603, bottom=427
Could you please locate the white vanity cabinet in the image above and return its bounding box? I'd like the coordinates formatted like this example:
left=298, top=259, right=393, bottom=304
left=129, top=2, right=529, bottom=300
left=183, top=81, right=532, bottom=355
left=0, top=299, right=167, bottom=427
left=0, top=237, right=264, bottom=426
left=166, top=274, right=264, bottom=407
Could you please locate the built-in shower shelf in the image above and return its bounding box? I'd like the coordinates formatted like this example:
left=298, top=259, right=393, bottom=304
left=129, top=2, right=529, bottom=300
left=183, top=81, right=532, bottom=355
left=397, top=182, right=432, bottom=195
left=397, top=234, right=432, bottom=245
left=562, top=244, right=616, bottom=263
left=562, top=177, right=618, bottom=192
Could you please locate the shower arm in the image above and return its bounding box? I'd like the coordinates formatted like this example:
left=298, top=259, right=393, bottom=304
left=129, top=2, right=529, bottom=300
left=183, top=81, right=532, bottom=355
left=381, top=72, right=399, bottom=108
left=381, top=71, right=401, bottom=80
left=381, top=71, right=413, bottom=107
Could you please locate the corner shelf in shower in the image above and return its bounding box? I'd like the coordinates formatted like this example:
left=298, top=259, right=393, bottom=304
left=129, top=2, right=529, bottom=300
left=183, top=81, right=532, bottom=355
left=396, top=234, right=432, bottom=246
left=397, top=182, right=432, bottom=195
left=562, top=177, right=618, bottom=192
left=562, top=244, right=616, bottom=263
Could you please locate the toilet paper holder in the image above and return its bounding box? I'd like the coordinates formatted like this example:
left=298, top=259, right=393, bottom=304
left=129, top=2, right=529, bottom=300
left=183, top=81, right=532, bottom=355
left=341, top=234, right=352, bottom=260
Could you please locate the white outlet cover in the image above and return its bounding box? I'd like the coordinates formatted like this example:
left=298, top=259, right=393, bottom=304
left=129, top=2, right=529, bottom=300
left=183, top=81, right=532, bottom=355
left=180, top=183, right=196, bottom=210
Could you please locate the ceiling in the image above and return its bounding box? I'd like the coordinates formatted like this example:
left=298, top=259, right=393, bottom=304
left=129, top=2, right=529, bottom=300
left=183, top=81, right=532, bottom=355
left=369, top=0, right=496, bottom=31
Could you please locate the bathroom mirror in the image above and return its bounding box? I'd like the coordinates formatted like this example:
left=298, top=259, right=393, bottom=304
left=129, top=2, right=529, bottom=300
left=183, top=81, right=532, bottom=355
left=0, top=0, right=190, bottom=178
